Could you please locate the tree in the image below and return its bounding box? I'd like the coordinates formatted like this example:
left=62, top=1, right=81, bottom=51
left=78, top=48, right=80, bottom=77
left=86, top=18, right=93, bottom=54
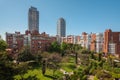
left=0, top=62, right=14, bottom=80
left=42, top=59, right=47, bottom=75
left=34, top=51, right=43, bottom=63
left=71, top=44, right=82, bottom=64
left=47, top=53, right=62, bottom=76
left=71, top=67, right=87, bottom=80
left=0, top=51, right=14, bottom=80
left=49, top=41, right=60, bottom=53
left=0, top=40, right=7, bottom=51
left=60, top=42, right=68, bottom=56
left=66, top=43, right=73, bottom=54
left=98, top=52, right=102, bottom=61
left=81, top=49, right=90, bottom=54
left=90, top=51, right=95, bottom=59
left=17, top=48, right=35, bottom=62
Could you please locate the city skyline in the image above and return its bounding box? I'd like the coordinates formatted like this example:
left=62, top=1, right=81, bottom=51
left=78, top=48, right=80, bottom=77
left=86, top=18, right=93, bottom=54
left=0, top=0, right=120, bottom=40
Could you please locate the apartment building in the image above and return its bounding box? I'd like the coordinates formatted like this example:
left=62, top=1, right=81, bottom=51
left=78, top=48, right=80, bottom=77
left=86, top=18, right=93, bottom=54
left=96, top=33, right=103, bottom=53
left=90, top=33, right=96, bottom=51
left=103, top=29, right=120, bottom=56
left=61, top=35, right=75, bottom=44
left=6, top=31, right=56, bottom=54
left=6, top=32, right=24, bottom=53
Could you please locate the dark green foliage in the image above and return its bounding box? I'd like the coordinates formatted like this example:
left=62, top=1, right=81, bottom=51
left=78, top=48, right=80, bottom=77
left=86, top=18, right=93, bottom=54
left=70, top=67, right=88, bottom=80
left=61, top=42, right=68, bottom=51
left=0, top=63, right=14, bottom=80
left=82, top=75, right=87, bottom=80
left=90, top=51, right=95, bottom=59
left=79, top=53, right=89, bottom=65
left=60, top=42, right=68, bottom=56
left=0, top=51, right=13, bottom=62
left=0, top=51, right=14, bottom=80
left=81, top=49, right=90, bottom=54
left=70, top=71, right=78, bottom=80
left=98, top=53, right=102, bottom=61
left=0, top=40, right=7, bottom=51
left=49, top=41, right=60, bottom=53
left=34, top=52, right=43, bottom=64
left=65, top=74, right=71, bottom=80
left=17, top=48, right=35, bottom=62
left=96, top=70, right=112, bottom=80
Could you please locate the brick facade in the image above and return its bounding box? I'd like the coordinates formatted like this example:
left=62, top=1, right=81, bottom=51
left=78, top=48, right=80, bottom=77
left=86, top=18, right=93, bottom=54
left=103, top=29, right=120, bottom=56
left=6, top=31, right=56, bottom=54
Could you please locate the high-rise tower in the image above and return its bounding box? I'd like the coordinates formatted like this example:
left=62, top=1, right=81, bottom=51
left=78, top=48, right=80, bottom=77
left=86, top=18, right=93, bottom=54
left=57, top=18, right=66, bottom=37
left=28, top=6, right=39, bottom=33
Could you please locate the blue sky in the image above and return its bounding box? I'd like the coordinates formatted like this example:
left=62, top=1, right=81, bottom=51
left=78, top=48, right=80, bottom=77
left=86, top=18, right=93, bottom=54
left=0, top=0, right=120, bottom=40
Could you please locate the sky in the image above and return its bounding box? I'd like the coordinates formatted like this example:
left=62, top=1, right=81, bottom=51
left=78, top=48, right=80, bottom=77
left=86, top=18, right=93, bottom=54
left=0, top=0, right=120, bottom=40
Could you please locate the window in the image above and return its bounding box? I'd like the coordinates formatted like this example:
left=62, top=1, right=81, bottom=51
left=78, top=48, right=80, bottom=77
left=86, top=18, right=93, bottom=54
left=38, top=46, right=41, bottom=48
left=38, top=41, right=41, bottom=45
left=108, top=43, right=115, bottom=54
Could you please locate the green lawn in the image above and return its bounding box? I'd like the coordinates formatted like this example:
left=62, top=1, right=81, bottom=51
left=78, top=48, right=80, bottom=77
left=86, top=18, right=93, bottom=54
left=14, top=56, right=76, bottom=80
left=61, top=56, right=76, bottom=72
left=14, top=67, right=63, bottom=80
left=61, top=63, right=76, bottom=72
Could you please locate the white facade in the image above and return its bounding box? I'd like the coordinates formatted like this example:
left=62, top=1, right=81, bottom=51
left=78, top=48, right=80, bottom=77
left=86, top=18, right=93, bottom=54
left=24, top=34, right=31, bottom=46
left=108, top=43, right=115, bottom=54
left=96, top=33, right=103, bottom=53
left=79, top=34, right=91, bottom=50
left=79, top=35, right=85, bottom=48
left=85, top=34, right=91, bottom=50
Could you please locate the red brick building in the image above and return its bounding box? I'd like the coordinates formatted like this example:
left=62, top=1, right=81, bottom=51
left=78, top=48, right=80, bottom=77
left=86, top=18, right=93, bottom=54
left=31, top=32, right=56, bottom=53
left=6, top=31, right=56, bottom=54
left=103, top=29, right=120, bottom=56
left=90, top=33, right=96, bottom=51
left=6, top=32, right=24, bottom=53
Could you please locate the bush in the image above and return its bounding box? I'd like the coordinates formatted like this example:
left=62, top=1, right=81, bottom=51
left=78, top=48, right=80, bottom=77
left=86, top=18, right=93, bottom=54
left=17, top=49, right=35, bottom=62
left=94, top=76, right=99, bottom=80
left=82, top=75, right=87, bottom=80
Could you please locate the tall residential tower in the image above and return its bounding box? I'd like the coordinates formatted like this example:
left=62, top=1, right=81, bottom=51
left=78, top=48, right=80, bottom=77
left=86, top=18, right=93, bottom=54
left=28, top=6, right=39, bottom=33
left=57, top=18, right=66, bottom=37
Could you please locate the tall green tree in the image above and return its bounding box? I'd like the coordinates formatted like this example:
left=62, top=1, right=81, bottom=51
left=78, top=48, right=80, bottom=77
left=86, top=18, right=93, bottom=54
left=42, top=59, right=47, bottom=75
left=49, top=41, right=60, bottom=53
left=72, top=44, right=82, bottom=64
left=60, top=42, right=68, bottom=56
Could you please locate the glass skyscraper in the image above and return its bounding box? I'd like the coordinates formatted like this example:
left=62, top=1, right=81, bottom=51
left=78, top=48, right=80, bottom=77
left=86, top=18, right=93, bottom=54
left=28, top=6, right=39, bottom=33
left=57, top=18, right=66, bottom=37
